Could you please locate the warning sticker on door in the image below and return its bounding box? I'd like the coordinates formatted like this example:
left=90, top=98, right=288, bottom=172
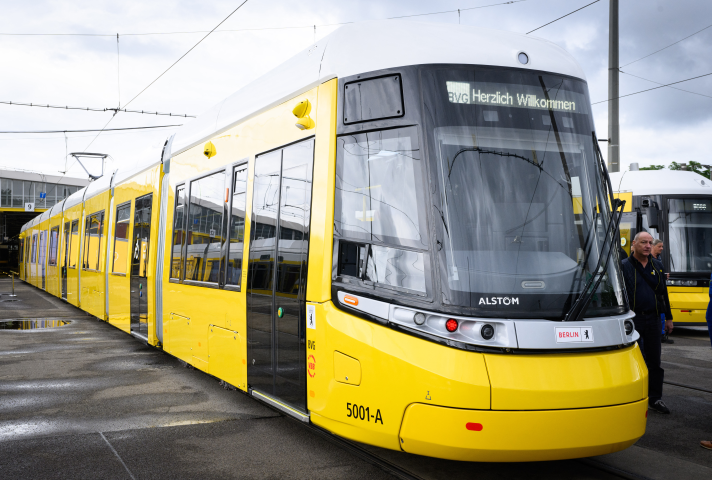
left=307, top=304, right=316, bottom=330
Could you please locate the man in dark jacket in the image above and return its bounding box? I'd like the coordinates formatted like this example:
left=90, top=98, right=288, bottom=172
left=621, top=231, right=674, bottom=414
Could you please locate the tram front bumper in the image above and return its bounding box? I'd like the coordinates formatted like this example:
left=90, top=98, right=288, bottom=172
left=398, top=399, right=648, bottom=462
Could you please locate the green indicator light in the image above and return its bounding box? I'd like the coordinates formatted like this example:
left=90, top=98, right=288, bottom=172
left=277, top=307, right=284, bottom=318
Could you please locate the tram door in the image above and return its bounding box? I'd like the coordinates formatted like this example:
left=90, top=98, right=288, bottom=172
left=247, top=138, right=314, bottom=412
left=61, top=222, right=69, bottom=299
left=130, top=194, right=153, bottom=337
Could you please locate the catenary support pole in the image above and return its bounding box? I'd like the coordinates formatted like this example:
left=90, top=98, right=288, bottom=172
left=608, top=0, right=620, bottom=172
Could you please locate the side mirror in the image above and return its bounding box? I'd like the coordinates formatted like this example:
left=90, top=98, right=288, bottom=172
left=643, top=205, right=660, bottom=230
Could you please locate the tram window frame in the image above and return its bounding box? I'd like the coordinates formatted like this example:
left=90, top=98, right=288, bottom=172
left=48, top=226, right=60, bottom=266
left=112, top=201, right=132, bottom=276
left=332, top=126, right=431, bottom=297
left=223, top=160, right=249, bottom=291
left=31, top=233, right=38, bottom=264
left=82, top=210, right=105, bottom=272
left=169, top=184, right=186, bottom=282
left=182, top=166, right=229, bottom=289
left=68, top=219, right=79, bottom=268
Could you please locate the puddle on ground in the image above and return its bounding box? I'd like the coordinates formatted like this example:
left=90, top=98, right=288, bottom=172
left=0, top=320, right=70, bottom=330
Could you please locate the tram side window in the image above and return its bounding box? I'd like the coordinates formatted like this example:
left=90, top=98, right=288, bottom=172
left=113, top=203, right=131, bottom=274
left=69, top=220, right=79, bottom=268
left=185, top=171, right=226, bottom=284
left=333, top=127, right=429, bottom=294
left=170, top=185, right=186, bottom=279
left=83, top=211, right=105, bottom=271
left=226, top=164, right=248, bottom=287
left=48, top=226, right=59, bottom=266
left=31, top=233, right=38, bottom=264
left=39, top=230, right=47, bottom=268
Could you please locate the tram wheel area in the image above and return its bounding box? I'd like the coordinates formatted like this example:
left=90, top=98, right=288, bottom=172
left=1, top=280, right=711, bottom=479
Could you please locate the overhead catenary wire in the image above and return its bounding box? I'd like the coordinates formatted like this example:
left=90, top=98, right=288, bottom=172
left=120, top=0, right=251, bottom=111
left=619, top=70, right=712, bottom=100
left=591, top=71, right=712, bottom=105
left=621, top=22, right=712, bottom=68
left=74, top=0, right=252, bottom=169
left=2, top=128, right=175, bottom=141
left=0, top=124, right=183, bottom=134
left=1, top=1, right=525, bottom=126
left=0, top=100, right=195, bottom=117
left=526, top=0, right=600, bottom=35
left=0, top=1, right=526, bottom=37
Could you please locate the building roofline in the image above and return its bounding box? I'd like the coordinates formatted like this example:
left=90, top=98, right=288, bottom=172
left=0, top=169, right=89, bottom=187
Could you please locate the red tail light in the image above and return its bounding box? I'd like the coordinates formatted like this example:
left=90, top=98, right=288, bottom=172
left=466, top=422, right=483, bottom=431
left=445, top=319, right=458, bottom=332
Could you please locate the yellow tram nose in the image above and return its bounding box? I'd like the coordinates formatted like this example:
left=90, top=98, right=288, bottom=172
left=399, top=346, right=648, bottom=462
left=307, top=301, right=649, bottom=462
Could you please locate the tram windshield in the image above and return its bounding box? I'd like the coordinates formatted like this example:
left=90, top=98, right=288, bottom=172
left=422, top=66, right=626, bottom=318
left=668, top=198, right=712, bottom=273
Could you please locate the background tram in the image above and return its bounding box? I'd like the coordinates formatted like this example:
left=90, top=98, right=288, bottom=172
left=18, top=20, right=648, bottom=462
left=611, top=168, right=712, bottom=327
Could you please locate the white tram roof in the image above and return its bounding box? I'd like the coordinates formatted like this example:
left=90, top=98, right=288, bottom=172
left=609, top=170, right=712, bottom=196
left=49, top=199, right=66, bottom=217
left=63, top=186, right=87, bottom=211
left=171, top=20, right=586, bottom=157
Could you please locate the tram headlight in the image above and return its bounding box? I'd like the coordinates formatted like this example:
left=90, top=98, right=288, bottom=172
left=413, top=312, right=426, bottom=325
left=624, top=320, right=634, bottom=336
left=445, top=319, right=459, bottom=332
left=481, top=324, right=495, bottom=340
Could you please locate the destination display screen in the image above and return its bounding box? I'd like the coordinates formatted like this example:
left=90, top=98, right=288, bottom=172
left=445, top=81, right=589, bottom=114
left=669, top=198, right=712, bottom=213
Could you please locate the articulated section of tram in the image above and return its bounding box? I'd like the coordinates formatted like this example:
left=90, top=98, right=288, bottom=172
left=306, top=300, right=648, bottom=461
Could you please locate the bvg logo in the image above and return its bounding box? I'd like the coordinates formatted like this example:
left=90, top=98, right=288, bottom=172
left=307, top=354, right=316, bottom=378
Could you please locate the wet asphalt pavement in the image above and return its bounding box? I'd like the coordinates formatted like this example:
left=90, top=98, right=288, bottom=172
left=1, top=277, right=711, bottom=479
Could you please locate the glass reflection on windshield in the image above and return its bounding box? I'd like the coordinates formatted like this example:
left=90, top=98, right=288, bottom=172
left=424, top=67, right=624, bottom=316
left=668, top=198, right=712, bottom=272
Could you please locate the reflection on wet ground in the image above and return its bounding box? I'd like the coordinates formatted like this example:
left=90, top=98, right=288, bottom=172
left=0, top=319, right=70, bottom=330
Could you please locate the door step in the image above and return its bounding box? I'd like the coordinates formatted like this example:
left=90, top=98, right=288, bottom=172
left=250, top=389, right=310, bottom=423
left=130, top=331, right=148, bottom=344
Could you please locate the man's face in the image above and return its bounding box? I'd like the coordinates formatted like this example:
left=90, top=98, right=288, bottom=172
left=653, top=242, right=664, bottom=257
left=636, top=234, right=654, bottom=256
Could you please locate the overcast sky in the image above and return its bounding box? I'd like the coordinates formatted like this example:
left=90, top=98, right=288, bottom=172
left=1, top=0, right=710, bottom=180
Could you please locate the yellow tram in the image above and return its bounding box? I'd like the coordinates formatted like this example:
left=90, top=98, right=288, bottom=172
left=611, top=168, right=712, bottom=326
left=19, top=21, right=648, bottom=462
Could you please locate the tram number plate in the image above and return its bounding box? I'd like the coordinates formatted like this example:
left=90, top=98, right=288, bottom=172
left=555, top=326, right=594, bottom=343
left=347, top=402, right=383, bottom=424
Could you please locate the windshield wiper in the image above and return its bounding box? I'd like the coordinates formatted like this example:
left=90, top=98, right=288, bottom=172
left=563, top=133, right=625, bottom=322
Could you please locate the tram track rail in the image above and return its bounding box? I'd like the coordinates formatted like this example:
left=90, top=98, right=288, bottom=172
left=664, top=380, right=712, bottom=395
left=301, top=422, right=426, bottom=480
left=578, top=458, right=654, bottom=480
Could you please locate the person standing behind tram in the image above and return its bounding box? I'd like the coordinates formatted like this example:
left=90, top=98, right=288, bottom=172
left=621, top=232, right=673, bottom=414
left=651, top=239, right=674, bottom=344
